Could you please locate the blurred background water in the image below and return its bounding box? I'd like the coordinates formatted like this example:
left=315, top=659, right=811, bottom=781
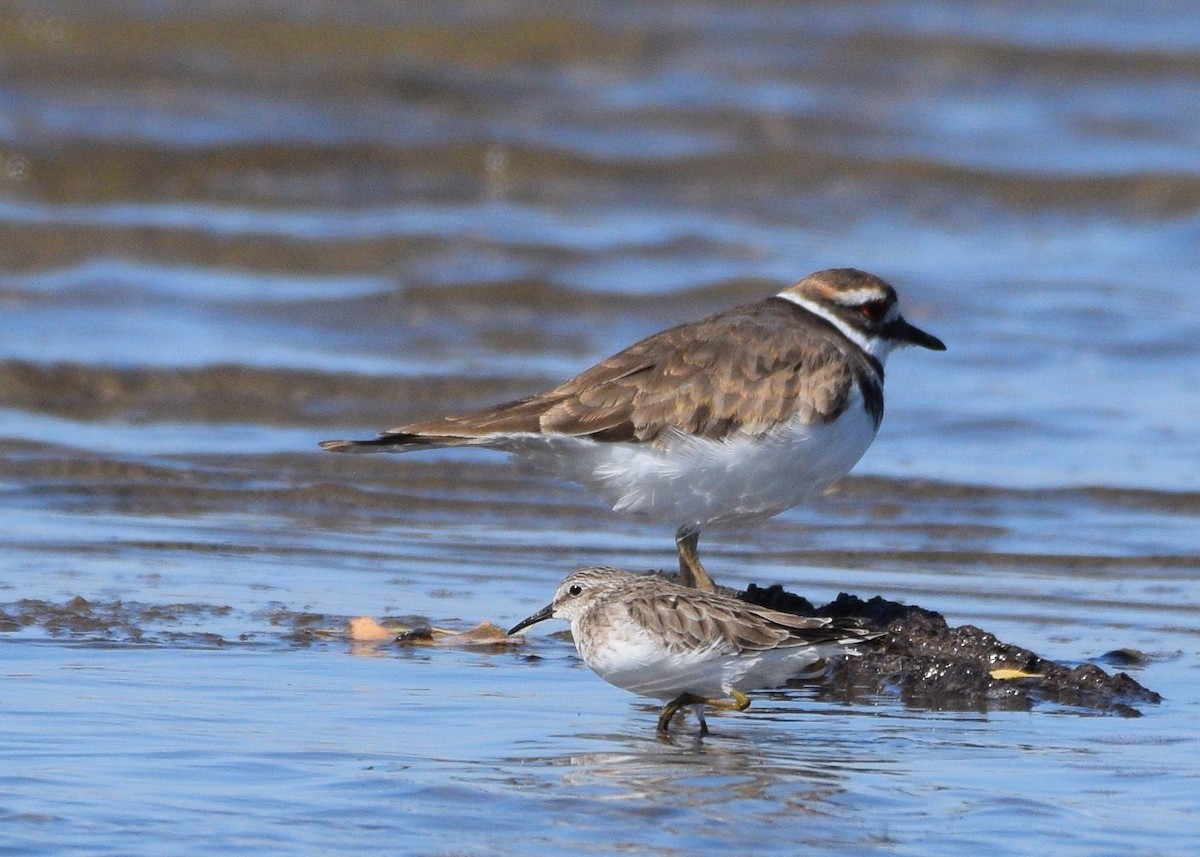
left=1, top=2, right=1198, bottom=855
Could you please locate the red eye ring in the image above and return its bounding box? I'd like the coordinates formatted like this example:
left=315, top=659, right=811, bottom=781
left=859, top=300, right=888, bottom=322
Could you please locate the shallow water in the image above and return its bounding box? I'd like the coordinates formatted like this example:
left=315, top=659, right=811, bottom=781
left=2, top=1, right=1199, bottom=855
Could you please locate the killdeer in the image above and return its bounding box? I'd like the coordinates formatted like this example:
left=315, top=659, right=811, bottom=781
left=507, top=566, right=880, bottom=735
left=321, top=268, right=945, bottom=591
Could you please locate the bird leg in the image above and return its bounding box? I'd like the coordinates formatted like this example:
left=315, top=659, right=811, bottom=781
left=675, top=529, right=715, bottom=592
left=657, top=690, right=752, bottom=734
left=658, top=693, right=704, bottom=733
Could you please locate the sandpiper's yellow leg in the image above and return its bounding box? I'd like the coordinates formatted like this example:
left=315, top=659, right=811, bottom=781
left=657, top=690, right=752, bottom=734
left=675, top=530, right=715, bottom=592
left=705, top=690, right=751, bottom=713
left=657, top=693, right=700, bottom=733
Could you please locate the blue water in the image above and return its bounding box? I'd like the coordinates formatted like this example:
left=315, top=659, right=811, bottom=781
left=2, top=1, right=1199, bottom=854
left=4, top=638, right=1197, bottom=856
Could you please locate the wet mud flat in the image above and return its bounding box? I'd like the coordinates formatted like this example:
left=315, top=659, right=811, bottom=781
left=2, top=577, right=1162, bottom=720
left=740, top=584, right=1161, bottom=717
left=0, top=445, right=1178, bottom=721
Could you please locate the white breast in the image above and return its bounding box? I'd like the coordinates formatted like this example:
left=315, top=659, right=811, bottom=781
left=494, top=387, right=880, bottom=531
left=573, top=614, right=847, bottom=702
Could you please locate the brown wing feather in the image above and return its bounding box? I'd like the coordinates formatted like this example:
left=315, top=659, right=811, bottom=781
left=536, top=300, right=860, bottom=442
left=323, top=296, right=867, bottom=452
left=623, top=582, right=853, bottom=656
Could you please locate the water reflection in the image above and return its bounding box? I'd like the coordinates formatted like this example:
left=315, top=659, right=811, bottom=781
left=501, top=705, right=903, bottom=814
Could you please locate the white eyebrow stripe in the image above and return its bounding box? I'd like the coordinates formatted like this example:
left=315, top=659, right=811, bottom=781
left=828, top=287, right=889, bottom=306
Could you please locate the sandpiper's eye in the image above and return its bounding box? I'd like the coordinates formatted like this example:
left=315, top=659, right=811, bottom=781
left=567, top=584, right=583, bottom=597
left=859, top=300, right=889, bottom=322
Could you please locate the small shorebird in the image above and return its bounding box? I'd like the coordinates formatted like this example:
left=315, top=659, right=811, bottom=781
left=321, top=268, right=944, bottom=591
left=507, top=566, right=879, bottom=734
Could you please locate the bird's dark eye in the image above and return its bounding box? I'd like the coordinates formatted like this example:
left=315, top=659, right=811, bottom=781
left=859, top=300, right=889, bottom=322
left=567, top=584, right=583, bottom=597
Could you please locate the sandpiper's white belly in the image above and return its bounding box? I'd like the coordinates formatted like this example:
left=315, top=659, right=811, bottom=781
left=491, top=389, right=878, bottom=531
left=573, top=615, right=835, bottom=701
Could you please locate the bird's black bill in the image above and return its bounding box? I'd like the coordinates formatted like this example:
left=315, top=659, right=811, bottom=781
left=891, top=317, right=946, bottom=351
left=507, top=603, right=554, bottom=636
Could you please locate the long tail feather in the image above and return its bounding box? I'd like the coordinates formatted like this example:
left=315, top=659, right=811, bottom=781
left=318, top=434, right=466, bottom=453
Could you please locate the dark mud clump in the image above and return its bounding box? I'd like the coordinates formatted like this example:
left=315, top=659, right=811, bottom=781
left=739, top=584, right=1162, bottom=717
left=0, top=597, right=237, bottom=646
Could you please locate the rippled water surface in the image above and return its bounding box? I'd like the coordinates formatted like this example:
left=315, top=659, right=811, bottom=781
left=2, top=2, right=1199, bottom=855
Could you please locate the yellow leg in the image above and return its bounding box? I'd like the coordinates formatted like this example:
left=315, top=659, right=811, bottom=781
left=705, top=690, right=751, bottom=713
left=675, top=529, right=715, bottom=592
left=657, top=693, right=697, bottom=733
left=656, top=690, right=751, bottom=734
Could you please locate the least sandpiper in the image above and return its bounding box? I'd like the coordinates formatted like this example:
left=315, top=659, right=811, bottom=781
left=507, top=566, right=880, bottom=734
left=322, top=268, right=945, bottom=591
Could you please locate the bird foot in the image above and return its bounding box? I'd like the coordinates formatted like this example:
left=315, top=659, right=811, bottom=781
left=656, top=691, right=752, bottom=734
